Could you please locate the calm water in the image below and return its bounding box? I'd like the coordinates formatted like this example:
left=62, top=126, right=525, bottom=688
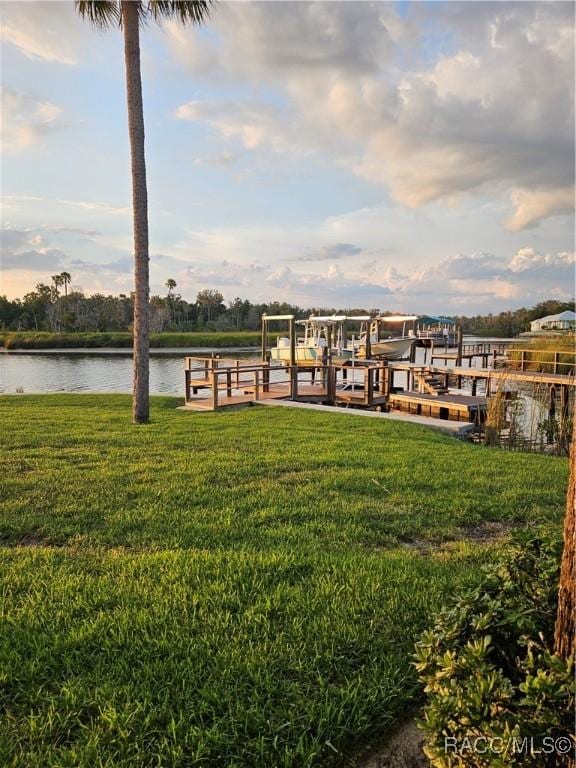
left=0, top=338, right=511, bottom=396
left=0, top=351, right=258, bottom=396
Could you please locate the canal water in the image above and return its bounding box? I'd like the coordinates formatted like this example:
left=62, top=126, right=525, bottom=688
left=0, top=339, right=509, bottom=396
left=0, top=349, right=257, bottom=396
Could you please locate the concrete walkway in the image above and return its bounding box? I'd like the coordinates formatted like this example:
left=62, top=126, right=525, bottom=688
left=255, top=399, right=475, bottom=436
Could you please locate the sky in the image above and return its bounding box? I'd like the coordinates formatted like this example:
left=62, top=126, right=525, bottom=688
left=1, top=0, right=574, bottom=314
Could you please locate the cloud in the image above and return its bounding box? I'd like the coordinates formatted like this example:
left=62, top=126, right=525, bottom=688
left=170, top=2, right=574, bottom=230
left=266, top=263, right=392, bottom=304
left=508, top=247, right=575, bottom=274
left=505, top=187, right=575, bottom=231
left=1, top=86, right=63, bottom=152
left=297, top=242, right=363, bottom=262
left=396, top=248, right=576, bottom=307
left=2, top=248, right=65, bottom=271
left=57, top=198, right=130, bottom=216
left=182, top=260, right=267, bottom=287
left=0, top=1, right=83, bottom=65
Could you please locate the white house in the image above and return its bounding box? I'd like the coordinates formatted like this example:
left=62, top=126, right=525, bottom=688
left=530, top=310, right=576, bottom=332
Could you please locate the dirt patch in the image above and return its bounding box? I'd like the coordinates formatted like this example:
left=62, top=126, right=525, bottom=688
left=459, top=520, right=516, bottom=542
left=351, top=719, right=428, bottom=768
left=395, top=520, right=518, bottom=555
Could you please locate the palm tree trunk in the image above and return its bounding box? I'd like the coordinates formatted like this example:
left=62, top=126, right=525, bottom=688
left=554, top=410, right=575, bottom=665
left=122, top=0, right=149, bottom=424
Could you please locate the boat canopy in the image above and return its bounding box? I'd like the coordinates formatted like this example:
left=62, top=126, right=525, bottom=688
left=379, top=315, right=418, bottom=323
left=418, top=315, right=455, bottom=326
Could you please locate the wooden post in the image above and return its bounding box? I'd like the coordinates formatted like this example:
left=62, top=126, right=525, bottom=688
left=383, top=365, right=390, bottom=402
left=261, top=315, right=267, bottom=362
left=185, top=368, right=190, bottom=403
left=254, top=370, right=260, bottom=401
left=328, top=364, right=336, bottom=403
left=409, top=341, right=416, bottom=363
left=472, top=378, right=477, bottom=396
left=226, top=370, right=232, bottom=398
left=211, top=369, right=218, bottom=411
left=366, top=367, right=374, bottom=405
left=456, top=324, right=463, bottom=367
left=263, top=360, right=270, bottom=393
left=289, top=317, right=296, bottom=367
left=520, top=349, right=526, bottom=371
left=365, top=321, right=372, bottom=360
left=290, top=365, right=298, bottom=400
left=554, top=351, right=559, bottom=374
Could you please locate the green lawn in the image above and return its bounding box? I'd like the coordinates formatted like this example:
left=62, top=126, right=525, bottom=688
left=0, top=396, right=568, bottom=767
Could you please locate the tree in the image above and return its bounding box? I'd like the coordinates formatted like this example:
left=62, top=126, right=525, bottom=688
left=196, top=289, right=224, bottom=323
left=60, top=272, right=72, bottom=299
left=51, top=274, right=63, bottom=296
left=50, top=274, right=64, bottom=331
left=555, top=411, right=575, bottom=667
left=76, top=0, right=212, bottom=423
left=165, top=278, right=177, bottom=297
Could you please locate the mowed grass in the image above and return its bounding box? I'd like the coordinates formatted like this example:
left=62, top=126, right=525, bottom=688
left=0, top=396, right=569, bottom=767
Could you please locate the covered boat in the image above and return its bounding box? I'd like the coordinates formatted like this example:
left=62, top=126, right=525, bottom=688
left=350, top=315, right=417, bottom=360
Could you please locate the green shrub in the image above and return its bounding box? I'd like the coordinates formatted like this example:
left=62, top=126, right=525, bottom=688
left=414, top=538, right=574, bottom=767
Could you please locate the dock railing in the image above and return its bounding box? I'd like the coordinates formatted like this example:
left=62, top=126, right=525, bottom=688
left=503, top=348, right=576, bottom=375
left=185, top=357, right=287, bottom=406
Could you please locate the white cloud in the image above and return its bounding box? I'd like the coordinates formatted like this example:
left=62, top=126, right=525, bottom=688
left=0, top=1, right=82, bottom=65
left=1, top=86, right=63, bottom=152
left=505, top=187, right=575, bottom=231
left=170, top=1, right=574, bottom=231
left=508, top=247, right=575, bottom=273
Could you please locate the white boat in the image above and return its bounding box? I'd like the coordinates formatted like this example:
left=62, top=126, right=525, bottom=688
left=270, top=316, right=354, bottom=364
left=354, top=336, right=414, bottom=360
left=349, top=315, right=417, bottom=360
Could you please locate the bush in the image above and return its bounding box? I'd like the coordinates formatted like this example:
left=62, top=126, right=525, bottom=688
left=414, top=538, right=574, bottom=767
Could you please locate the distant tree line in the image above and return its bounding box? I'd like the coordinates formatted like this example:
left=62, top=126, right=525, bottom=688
left=453, top=299, right=575, bottom=337
left=0, top=276, right=573, bottom=336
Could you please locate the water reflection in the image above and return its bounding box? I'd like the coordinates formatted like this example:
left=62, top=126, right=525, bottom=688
left=0, top=351, right=258, bottom=395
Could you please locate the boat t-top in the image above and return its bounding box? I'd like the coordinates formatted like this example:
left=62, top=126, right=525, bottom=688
left=270, top=315, right=354, bottom=364
left=265, top=313, right=417, bottom=364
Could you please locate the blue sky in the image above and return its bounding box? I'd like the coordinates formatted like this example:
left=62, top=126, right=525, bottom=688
left=1, top=1, right=574, bottom=313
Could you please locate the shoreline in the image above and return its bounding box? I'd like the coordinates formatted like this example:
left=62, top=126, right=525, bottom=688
left=0, top=346, right=257, bottom=356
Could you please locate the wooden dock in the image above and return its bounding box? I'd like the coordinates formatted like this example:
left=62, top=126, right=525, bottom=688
left=183, top=357, right=387, bottom=412
left=181, top=346, right=574, bottom=421
left=388, top=391, right=487, bottom=423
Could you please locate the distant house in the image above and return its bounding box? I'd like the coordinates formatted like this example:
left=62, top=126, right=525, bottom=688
left=530, top=310, right=576, bottom=332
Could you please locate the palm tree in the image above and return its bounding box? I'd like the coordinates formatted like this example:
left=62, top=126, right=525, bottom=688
left=555, top=412, right=575, bottom=665
left=165, top=278, right=177, bottom=298
left=51, top=273, right=63, bottom=296
left=76, top=1, right=212, bottom=423
left=60, top=272, right=72, bottom=300
left=51, top=273, right=64, bottom=331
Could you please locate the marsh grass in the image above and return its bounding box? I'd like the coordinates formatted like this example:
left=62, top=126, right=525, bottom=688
left=0, top=331, right=274, bottom=350
left=0, top=395, right=568, bottom=767
left=507, top=335, right=575, bottom=374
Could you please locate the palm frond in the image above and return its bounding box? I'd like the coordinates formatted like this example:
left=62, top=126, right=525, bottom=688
left=148, top=1, right=213, bottom=25
left=75, top=0, right=121, bottom=29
